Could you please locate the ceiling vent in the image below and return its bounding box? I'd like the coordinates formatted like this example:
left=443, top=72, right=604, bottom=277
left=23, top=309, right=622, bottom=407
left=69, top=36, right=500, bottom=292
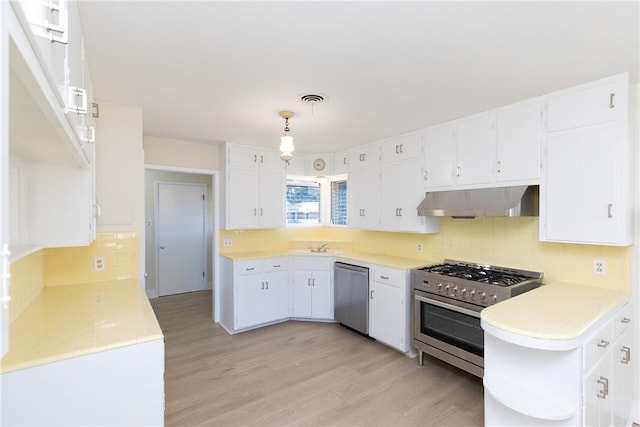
left=300, top=93, right=326, bottom=104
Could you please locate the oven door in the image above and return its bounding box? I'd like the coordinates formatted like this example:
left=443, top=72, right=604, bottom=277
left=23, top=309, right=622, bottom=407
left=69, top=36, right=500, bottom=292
left=413, top=289, right=484, bottom=376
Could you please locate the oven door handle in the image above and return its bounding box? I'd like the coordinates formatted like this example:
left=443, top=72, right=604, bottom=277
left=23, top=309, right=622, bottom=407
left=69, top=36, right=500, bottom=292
left=414, top=295, right=481, bottom=319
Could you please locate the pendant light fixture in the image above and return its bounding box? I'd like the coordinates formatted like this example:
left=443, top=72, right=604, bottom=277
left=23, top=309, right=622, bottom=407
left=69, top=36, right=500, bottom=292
left=279, top=111, right=295, bottom=165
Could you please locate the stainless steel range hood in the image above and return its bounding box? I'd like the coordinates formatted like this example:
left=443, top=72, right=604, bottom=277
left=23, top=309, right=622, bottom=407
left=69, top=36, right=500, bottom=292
left=417, top=185, right=539, bottom=218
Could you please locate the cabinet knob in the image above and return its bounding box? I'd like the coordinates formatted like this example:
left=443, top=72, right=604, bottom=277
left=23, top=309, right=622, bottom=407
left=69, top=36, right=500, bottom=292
left=609, top=93, right=615, bottom=109
left=597, top=339, right=610, bottom=349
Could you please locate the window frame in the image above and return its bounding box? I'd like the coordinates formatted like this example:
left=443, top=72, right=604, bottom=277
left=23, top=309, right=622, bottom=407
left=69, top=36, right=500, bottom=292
left=285, top=174, right=347, bottom=228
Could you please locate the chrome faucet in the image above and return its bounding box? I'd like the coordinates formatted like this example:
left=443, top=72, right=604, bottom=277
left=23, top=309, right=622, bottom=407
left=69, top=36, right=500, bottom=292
left=310, top=242, right=329, bottom=253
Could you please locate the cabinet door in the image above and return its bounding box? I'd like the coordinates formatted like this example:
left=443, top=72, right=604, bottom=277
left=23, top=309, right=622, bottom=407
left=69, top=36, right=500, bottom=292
left=258, top=170, right=285, bottom=228
left=347, top=168, right=380, bottom=229
left=234, top=275, right=265, bottom=330
left=380, top=158, right=434, bottom=233
left=423, top=124, right=455, bottom=189
left=369, top=280, right=405, bottom=351
left=495, top=102, right=541, bottom=183
left=349, top=145, right=380, bottom=172
left=292, top=270, right=312, bottom=318
left=64, top=0, right=86, bottom=144
left=380, top=133, right=422, bottom=162
left=261, top=271, right=289, bottom=322
left=612, top=330, right=631, bottom=427
left=259, top=150, right=285, bottom=172
left=226, top=169, right=258, bottom=229
left=310, top=270, right=332, bottom=319
left=455, top=114, right=494, bottom=186
left=547, top=80, right=620, bottom=132
left=583, top=356, right=613, bottom=427
left=227, top=145, right=261, bottom=169
left=333, top=151, right=349, bottom=174
left=543, top=124, right=618, bottom=244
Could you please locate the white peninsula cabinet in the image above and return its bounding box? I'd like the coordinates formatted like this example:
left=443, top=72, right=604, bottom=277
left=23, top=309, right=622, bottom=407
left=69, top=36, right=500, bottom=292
left=482, top=283, right=632, bottom=427
left=220, top=143, right=285, bottom=230
left=541, top=73, right=632, bottom=246
left=220, top=256, right=290, bottom=333
left=291, top=257, right=333, bottom=320
left=368, top=265, right=412, bottom=354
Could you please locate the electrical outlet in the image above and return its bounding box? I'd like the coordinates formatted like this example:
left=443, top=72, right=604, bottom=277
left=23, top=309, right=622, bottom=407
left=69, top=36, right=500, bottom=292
left=94, top=256, right=105, bottom=272
left=593, top=259, right=606, bottom=275
left=417, top=243, right=423, bottom=253
left=223, top=239, right=233, bottom=248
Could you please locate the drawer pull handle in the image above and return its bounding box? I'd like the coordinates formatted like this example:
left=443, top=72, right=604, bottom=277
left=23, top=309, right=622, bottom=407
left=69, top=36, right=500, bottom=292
left=621, top=346, right=631, bottom=364
left=370, top=290, right=374, bottom=299
left=597, top=376, right=609, bottom=399
left=621, top=317, right=631, bottom=324
left=597, top=339, right=610, bottom=349
left=246, top=267, right=255, bottom=271
left=273, top=264, right=280, bottom=268
left=609, top=93, right=615, bottom=109
left=380, top=275, right=389, bottom=280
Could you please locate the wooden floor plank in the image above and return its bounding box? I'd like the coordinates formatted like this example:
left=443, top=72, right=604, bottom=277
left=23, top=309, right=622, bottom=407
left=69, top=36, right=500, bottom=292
left=151, top=290, right=484, bottom=426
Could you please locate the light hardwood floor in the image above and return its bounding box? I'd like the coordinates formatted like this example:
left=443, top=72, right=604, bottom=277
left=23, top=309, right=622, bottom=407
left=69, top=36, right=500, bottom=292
left=151, top=290, right=484, bottom=427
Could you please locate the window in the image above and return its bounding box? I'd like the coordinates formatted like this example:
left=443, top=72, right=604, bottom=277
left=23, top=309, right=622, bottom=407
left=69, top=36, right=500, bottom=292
left=286, top=180, right=320, bottom=225
left=331, top=180, right=347, bottom=225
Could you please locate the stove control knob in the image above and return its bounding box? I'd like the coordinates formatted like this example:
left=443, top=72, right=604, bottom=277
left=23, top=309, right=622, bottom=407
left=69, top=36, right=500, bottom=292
left=444, top=284, right=451, bottom=293
left=479, top=292, right=487, bottom=302
left=490, top=295, right=498, bottom=304
left=452, top=286, right=458, bottom=296
left=461, top=288, right=467, bottom=299
left=469, top=290, right=476, bottom=301
left=437, top=283, right=443, bottom=292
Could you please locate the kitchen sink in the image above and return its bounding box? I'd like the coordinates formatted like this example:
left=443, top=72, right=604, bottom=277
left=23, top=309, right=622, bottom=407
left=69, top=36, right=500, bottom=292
left=290, top=249, right=343, bottom=256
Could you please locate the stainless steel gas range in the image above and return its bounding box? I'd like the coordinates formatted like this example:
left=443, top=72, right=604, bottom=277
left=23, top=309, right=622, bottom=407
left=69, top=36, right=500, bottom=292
left=411, top=259, right=543, bottom=377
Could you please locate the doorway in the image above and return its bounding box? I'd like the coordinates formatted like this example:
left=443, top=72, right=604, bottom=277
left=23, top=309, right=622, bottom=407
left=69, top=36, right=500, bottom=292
left=157, top=182, right=206, bottom=296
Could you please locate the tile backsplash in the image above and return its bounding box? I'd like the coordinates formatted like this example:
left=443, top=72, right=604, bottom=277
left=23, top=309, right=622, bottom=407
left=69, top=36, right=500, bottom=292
left=45, top=232, right=140, bottom=286
left=220, top=218, right=631, bottom=291
left=8, top=251, right=45, bottom=323
left=7, top=233, right=140, bottom=324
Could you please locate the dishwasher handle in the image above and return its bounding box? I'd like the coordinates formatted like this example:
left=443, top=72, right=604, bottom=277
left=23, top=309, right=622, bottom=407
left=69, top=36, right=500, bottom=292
left=334, top=262, right=369, bottom=275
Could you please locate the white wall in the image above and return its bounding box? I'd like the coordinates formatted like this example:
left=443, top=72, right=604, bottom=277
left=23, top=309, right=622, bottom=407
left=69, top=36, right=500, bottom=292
left=144, top=135, right=220, bottom=170
left=95, top=102, right=145, bottom=282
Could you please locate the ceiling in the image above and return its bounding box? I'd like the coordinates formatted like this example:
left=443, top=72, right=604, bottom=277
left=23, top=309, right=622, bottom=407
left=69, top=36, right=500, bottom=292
left=78, top=1, right=639, bottom=154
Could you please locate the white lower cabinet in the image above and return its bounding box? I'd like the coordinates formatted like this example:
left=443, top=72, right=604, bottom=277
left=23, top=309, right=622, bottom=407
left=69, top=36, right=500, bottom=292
left=368, top=266, right=412, bottom=353
left=484, top=302, right=632, bottom=427
left=220, top=256, right=290, bottom=333
left=291, top=257, right=333, bottom=320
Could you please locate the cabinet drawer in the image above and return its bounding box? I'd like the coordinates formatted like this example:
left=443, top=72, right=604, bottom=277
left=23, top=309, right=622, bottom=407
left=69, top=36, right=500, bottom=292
left=613, top=304, right=631, bottom=338
left=370, top=266, right=405, bottom=286
left=263, top=258, right=288, bottom=273
left=235, top=259, right=263, bottom=275
left=583, top=323, right=613, bottom=371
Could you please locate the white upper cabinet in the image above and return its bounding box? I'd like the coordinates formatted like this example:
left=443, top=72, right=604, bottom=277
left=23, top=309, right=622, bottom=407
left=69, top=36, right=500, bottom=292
left=348, top=144, right=380, bottom=172
left=227, top=144, right=284, bottom=172
left=423, top=114, right=495, bottom=190
left=332, top=150, right=349, bottom=175
left=495, top=100, right=542, bottom=184
left=455, top=113, right=495, bottom=186
left=221, top=143, right=285, bottom=230
left=547, top=80, right=619, bottom=132
left=347, top=167, right=380, bottom=230
left=423, top=123, right=456, bottom=188
left=380, top=133, right=422, bottom=162
left=7, top=0, right=95, bottom=254
left=541, top=73, right=632, bottom=246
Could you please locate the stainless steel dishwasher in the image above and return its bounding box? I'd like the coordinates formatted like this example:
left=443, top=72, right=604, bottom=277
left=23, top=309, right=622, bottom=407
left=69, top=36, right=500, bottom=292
left=334, top=262, right=369, bottom=335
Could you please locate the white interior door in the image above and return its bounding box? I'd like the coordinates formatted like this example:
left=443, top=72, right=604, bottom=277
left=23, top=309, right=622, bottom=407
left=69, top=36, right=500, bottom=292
left=158, top=182, right=206, bottom=296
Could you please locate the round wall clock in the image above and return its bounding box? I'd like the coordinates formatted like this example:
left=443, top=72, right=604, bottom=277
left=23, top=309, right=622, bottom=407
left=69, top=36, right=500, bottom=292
left=313, top=158, right=326, bottom=171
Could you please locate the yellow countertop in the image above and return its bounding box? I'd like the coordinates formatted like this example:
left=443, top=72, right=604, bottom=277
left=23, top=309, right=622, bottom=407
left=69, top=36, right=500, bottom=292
left=0, top=280, right=163, bottom=374
left=222, top=250, right=432, bottom=270
left=481, top=282, right=628, bottom=349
